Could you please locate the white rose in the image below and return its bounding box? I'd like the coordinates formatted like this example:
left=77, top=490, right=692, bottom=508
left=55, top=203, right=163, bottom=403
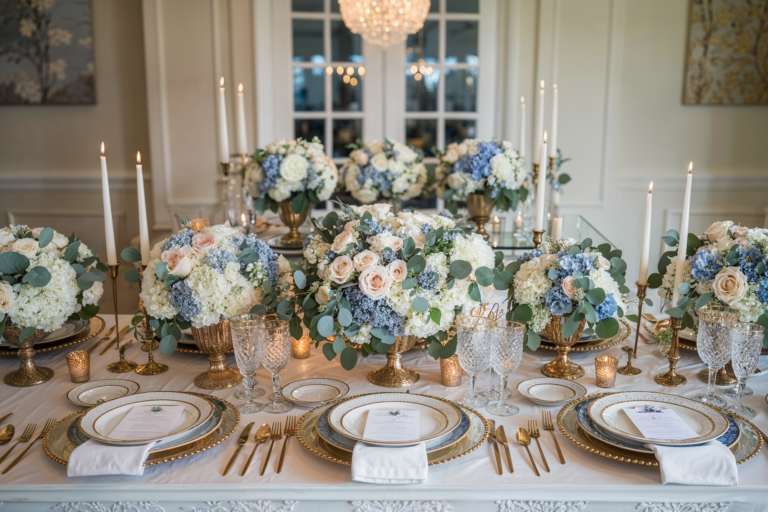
left=162, top=246, right=193, bottom=277
left=358, top=265, right=392, bottom=300
left=597, top=256, right=611, bottom=270
left=203, top=223, right=240, bottom=240
left=490, top=153, right=512, bottom=178
left=31, top=228, right=45, bottom=239
left=268, top=182, right=291, bottom=202
left=344, top=164, right=362, bottom=192
left=387, top=260, right=408, bottom=283
left=353, top=250, right=379, bottom=272
left=442, top=146, right=460, bottom=164
left=388, top=159, right=406, bottom=177
left=367, top=233, right=403, bottom=254
left=331, top=229, right=358, bottom=253
left=364, top=140, right=384, bottom=154
left=350, top=149, right=369, bottom=166
left=50, top=232, right=69, bottom=249
left=315, top=285, right=331, bottom=305
left=329, top=255, right=354, bottom=284
left=457, top=142, right=468, bottom=156
left=279, top=153, right=310, bottom=182
left=447, top=172, right=465, bottom=190
left=393, top=142, right=417, bottom=163
left=704, top=221, right=733, bottom=244
left=353, top=187, right=378, bottom=204
left=277, top=254, right=291, bottom=275
left=0, top=281, right=14, bottom=314
left=371, top=152, right=389, bottom=172
left=11, top=238, right=38, bottom=257
left=224, top=261, right=241, bottom=283
left=0, top=228, right=15, bottom=247
left=712, top=267, right=748, bottom=304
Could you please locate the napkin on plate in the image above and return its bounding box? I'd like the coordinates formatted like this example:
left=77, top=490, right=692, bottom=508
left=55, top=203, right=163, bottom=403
left=351, top=442, right=428, bottom=484
left=67, top=439, right=157, bottom=477
left=647, top=441, right=738, bottom=486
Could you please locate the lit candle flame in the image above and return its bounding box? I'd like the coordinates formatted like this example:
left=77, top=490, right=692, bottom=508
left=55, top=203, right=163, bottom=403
left=543, top=130, right=547, bottom=144
left=553, top=84, right=557, bottom=91
left=649, top=181, right=653, bottom=193
left=540, top=80, right=545, bottom=89
left=100, top=142, right=105, bottom=156
left=136, top=151, right=141, bottom=164
left=688, top=162, right=693, bottom=174
left=493, top=216, right=499, bottom=223
left=521, top=96, right=525, bottom=105
left=220, top=77, right=225, bottom=89
left=238, top=83, right=243, bottom=93
left=241, top=213, right=246, bottom=227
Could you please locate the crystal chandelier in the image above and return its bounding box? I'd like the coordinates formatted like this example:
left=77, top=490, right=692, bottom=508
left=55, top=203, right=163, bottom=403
left=339, top=0, right=431, bottom=47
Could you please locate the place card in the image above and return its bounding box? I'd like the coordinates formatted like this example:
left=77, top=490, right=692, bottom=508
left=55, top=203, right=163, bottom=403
left=623, top=405, right=699, bottom=441
left=108, top=404, right=185, bottom=441
left=362, top=409, right=420, bottom=442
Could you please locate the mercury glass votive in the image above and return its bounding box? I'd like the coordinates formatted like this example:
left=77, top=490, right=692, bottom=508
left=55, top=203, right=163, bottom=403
left=65, top=350, right=90, bottom=383
left=291, top=330, right=311, bottom=359
left=595, top=355, right=618, bottom=388
left=440, top=353, right=463, bottom=387
left=190, top=217, right=210, bottom=233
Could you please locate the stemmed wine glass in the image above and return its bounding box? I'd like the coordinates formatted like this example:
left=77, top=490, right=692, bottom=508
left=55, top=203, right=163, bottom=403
left=487, top=320, right=525, bottom=416
left=259, top=319, right=294, bottom=414
left=727, top=322, right=764, bottom=420
left=233, top=314, right=274, bottom=401
left=692, top=306, right=739, bottom=408
left=229, top=314, right=264, bottom=414
left=456, top=315, right=492, bottom=408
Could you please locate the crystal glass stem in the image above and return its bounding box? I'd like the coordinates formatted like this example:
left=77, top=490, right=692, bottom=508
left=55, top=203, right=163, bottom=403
left=468, top=374, right=477, bottom=400
left=705, top=366, right=717, bottom=400
left=497, top=375, right=509, bottom=408
left=272, top=373, right=282, bottom=404
left=736, top=378, right=747, bottom=409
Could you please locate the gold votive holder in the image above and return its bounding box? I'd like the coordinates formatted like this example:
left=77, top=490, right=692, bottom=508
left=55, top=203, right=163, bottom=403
left=66, top=350, right=90, bottom=383
left=595, top=355, right=618, bottom=388
left=291, top=330, right=311, bottom=359
left=190, top=217, right=210, bottom=233
left=440, top=353, right=463, bottom=387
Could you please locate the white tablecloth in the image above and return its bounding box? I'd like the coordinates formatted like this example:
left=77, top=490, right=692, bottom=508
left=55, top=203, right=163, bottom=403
left=1, top=301, right=767, bottom=512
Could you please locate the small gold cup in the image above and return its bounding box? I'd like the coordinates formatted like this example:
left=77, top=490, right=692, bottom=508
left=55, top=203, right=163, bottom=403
left=595, top=355, right=618, bottom=388
left=66, top=350, right=90, bottom=383
left=291, top=330, right=311, bottom=359
left=440, top=353, right=463, bottom=387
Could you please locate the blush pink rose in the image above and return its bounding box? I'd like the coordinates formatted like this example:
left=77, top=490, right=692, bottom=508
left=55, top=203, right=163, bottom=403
left=328, top=255, right=354, bottom=284
left=596, top=256, right=611, bottom=270
left=387, top=260, right=408, bottom=283
left=191, top=232, right=217, bottom=255
left=161, top=246, right=194, bottom=277
left=331, top=230, right=357, bottom=253
left=353, top=250, right=379, bottom=272
left=358, top=265, right=392, bottom=300
left=562, top=276, right=577, bottom=299
left=730, top=225, right=748, bottom=237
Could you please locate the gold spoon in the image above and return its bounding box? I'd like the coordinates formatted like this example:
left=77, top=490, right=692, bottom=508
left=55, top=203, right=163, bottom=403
left=0, top=425, right=13, bottom=445
left=515, top=428, right=540, bottom=477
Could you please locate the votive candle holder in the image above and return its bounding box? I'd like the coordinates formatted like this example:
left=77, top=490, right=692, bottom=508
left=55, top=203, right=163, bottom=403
left=190, top=218, right=210, bottom=233
left=440, top=353, right=463, bottom=387
left=66, top=350, right=90, bottom=383
left=595, top=355, right=618, bottom=388
left=291, top=330, right=311, bottom=359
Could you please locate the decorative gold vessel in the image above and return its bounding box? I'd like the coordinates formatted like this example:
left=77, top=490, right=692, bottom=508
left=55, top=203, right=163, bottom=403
left=540, top=315, right=587, bottom=380
left=3, top=326, right=54, bottom=386
left=276, top=200, right=312, bottom=248
left=191, top=319, right=243, bottom=389
left=465, top=193, right=496, bottom=240
left=367, top=335, right=420, bottom=388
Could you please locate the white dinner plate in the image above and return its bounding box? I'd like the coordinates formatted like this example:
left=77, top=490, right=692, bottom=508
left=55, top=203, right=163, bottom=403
left=0, top=320, right=89, bottom=346
left=78, top=392, right=215, bottom=445
left=517, top=378, right=586, bottom=406
left=328, top=393, right=462, bottom=446
left=281, top=378, right=350, bottom=406
left=587, top=391, right=729, bottom=446
left=67, top=380, right=141, bottom=407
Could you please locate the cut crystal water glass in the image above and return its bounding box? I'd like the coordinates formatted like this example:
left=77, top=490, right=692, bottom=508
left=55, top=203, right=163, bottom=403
left=456, top=315, right=492, bottom=408
left=487, top=320, right=525, bottom=416
left=259, top=319, right=294, bottom=414
left=692, top=306, right=739, bottom=408
left=727, top=322, right=764, bottom=420
left=233, top=314, right=275, bottom=400
left=229, top=314, right=264, bottom=414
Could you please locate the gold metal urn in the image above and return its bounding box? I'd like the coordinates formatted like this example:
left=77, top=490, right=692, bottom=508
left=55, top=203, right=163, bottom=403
left=367, top=335, right=421, bottom=387
left=276, top=200, right=312, bottom=248
left=465, top=193, right=496, bottom=240
left=3, top=326, right=53, bottom=387
left=540, top=315, right=587, bottom=380
left=191, top=319, right=243, bottom=389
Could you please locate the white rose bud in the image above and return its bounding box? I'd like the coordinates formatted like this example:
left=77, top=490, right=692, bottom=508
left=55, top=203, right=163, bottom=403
left=0, top=228, right=15, bottom=247
left=315, top=285, right=331, bottom=305
left=704, top=221, right=733, bottom=244
left=371, top=152, right=390, bottom=172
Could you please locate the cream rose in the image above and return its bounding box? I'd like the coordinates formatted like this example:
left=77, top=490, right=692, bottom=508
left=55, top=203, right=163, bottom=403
left=0, top=228, right=15, bottom=247
left=367, top=233, right=403, bottom=254
left=392, top=142, right=418, bottom=163
left=279, top=153, right=310, bottom=182
left=562, top=276, right=577, bottom=299
left=0, top=281, right=14, bottom=314
left=442, top=146, right=460, bottom=164
left=331, top=230, right=357, bottom=253
left=353, top=250, right=379, bottom=272
left=191, top=232, right=217, bottom=255
left=731, top=225, right=748, bottom=237
left=387, top=260, right=408, bottom=283
left=277, top=254, right=291, bottom=275
left=371, top=152, right=390, bottom=172
left=328, top=255, right=354, bottom=285
left=31, top=227, right=45, bottom=239
left=344, top=164, right=362, bottom=192
left=315, top=284, right=331, bottom=305
left=50, top=232, right=69, bottom=249
left=712, top=267, right=748, bottom=304
left=358, top=265, right=392, bottom=300
left=350, top=149, right=369, bottom=166
left=11, top=238, right=38, bottom=258
left=596, top=256, right=611, bottom=270
left=162, top=246, right=194, bottom=277
left=704, top=221, right=732, bottom=243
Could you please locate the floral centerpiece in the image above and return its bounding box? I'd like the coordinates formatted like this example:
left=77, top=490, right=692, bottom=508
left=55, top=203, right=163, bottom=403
left=646, top=221, right=768, bottom=346
left=341, top=139, right=427, bottom=204
left=278, top=203, right=501, bottom=374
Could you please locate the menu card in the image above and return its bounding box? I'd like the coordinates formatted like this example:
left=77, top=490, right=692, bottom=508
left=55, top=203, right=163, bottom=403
left=362, top=409, right=420, bottom=442
left=108, top=404, right=185, bottom=441
left=623, top=405, right=699, bottom=441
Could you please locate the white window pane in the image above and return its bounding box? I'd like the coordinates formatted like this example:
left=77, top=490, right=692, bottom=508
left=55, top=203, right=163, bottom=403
left=294, top=67, right=325, bottom=111
left=331, top=21, right=363, bottom=62
left=406, top=20, right=439, bottom=64
left=406, top=68, right=440, bottom=111
left=444, top=68, right=476, bottom=112
left=406, top=119, right=437, bottom=152
left=445, top=21, right=478, bottom=64
left=332, top=68, right=363, bottom=111
left=293, top=19, right=325, bottom=63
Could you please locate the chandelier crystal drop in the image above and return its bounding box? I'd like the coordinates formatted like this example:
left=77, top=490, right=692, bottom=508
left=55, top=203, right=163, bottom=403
left=339, top=0, right=431, bottom=47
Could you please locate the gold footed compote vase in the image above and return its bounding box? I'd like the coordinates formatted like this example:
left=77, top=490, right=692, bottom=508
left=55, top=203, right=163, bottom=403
left=3, top=326, right=53, bottom=386
left=275, top=201, right=312, bottom=248
left=192, top=319, right=243, bottom=389
left=540, top=315, right=587, bottom=380
left=367, top=335, right=420, bottom=388
left=466, top=193, right=496, bottom=240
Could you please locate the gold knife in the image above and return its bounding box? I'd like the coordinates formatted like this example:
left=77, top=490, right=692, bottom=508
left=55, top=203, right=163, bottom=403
left=642, top=313, right=658, bottom=323
left=87, top=325, right=116, bottom=354
left=0, top=413, right=12, bottom=425
left=223, top=422, right=254, bottom=476
left=99, top=326, right=130, bottom=356
left=487, top=419, right=503, bottom=475
left=496, top=425, right=514, bottom=473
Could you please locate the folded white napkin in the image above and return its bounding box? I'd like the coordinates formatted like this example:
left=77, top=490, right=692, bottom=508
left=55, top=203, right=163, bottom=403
left=67, top=439, right=157, bottom=477
left=648, top=441, right=738, bottom=486
left=351, top=442, right=428, bottom=484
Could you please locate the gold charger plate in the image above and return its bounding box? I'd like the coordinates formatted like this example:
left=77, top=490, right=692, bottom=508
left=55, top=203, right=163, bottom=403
left=557, top=392, right=762, bottom=466
left=43, top=393, right=239, bottom=467
left=538, top=319, right=630, bottom=352
left=296, top=393, right=489, bottom=466
left=646, top=320, right=768, bottom=355
left=0, top=316, right=105, bottom=356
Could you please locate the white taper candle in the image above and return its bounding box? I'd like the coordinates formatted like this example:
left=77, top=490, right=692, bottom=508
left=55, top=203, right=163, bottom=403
left=552, top=217, right=563, bottom=240
left=519, top=97, right=526, bottom=160
left=533, top=81, right=545, bottom=164
left=549, top=84, right=558, bottom=158
left=672, top=164, right=693, bottom=305
left=100, top=143, right=117, bottom=265
left=638, top=182, right=653, bottom=285
left=534, top=131, right=548, bottom=231
left=235, top=84, right=248, bottom=155
left=136, top=152, right=150, bottom=265
left=217, top=77, right=230, bottom=163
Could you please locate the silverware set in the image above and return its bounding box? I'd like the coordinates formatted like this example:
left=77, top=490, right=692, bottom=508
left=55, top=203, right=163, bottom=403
left=224, top=416, right=297, bottom=476
left=0, top=418, right=56, bottom=474
left=491, top=412, right=566, bottom=476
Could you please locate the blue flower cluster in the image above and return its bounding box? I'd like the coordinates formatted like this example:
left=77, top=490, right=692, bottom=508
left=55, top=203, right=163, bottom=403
left=364, top=218, right=385, bottom=236
left=169, top=281, right=200, bottom=322
left=757, top=278, right=768, bottom=303
left=690, top=249, right=724, bottom=281
left=421, top=223, right=434, bottom=234
left=595, top=294, right=618, bottom=321
left=517, top=250, right=543, bottom=264
left=556, top=253, right=594, bottom=279
left=544, top=286, right=572, bottom=316
left=162, top=230, right=194, bottom=251
left=349, top=149, right=394, bottom=193
left=260, top=154, right=283, bottom=197
left=325, top=250, right=338, bottom=261
left=380, top=248, right=397, bottom=265
left=418, top=271, right=439, bottom=290
left=303, top=235, right=314, bottom=250
left=439, top=211, right=452, bottom=218
left=344, top=286, right=405, bottom=336
left=453, top=142, right=503, bottom=182
left=441, top=231, right=459, bottom=244
left=249, top=239, right=279, bottom=288
left=204, top=248, right=237, bottom=273
left=738, top=248, right=764, bottom=282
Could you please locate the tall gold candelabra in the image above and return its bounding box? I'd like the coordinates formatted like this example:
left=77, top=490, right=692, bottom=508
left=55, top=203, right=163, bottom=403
left=135, top=265, right=168, bottom=376
left=654, top=315, right=687, bottom=387
left=617, top=282, right=647, bottom=376
left=106, top=263, right=138, bottom=373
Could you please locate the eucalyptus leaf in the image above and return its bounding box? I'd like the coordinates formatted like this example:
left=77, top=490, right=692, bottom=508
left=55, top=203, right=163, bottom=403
left=333, top=335, right=346, bottom=354
left=37, top=228, right=54, bottom=248
left=526, top=329, right=541, bottom=350
left=440, top=337, right=457, bottom=358
left=121, top=247, right=143, bottom=263
left=317, top=316, right=335, bottom=338
left=413, top=297, right=429, bottom=313
left=0, top=252, right=29, bottom=276
left=322, top=343, right=336, bottom=361
left=294, top=270, right=307, bottom=289
left=468, top=282, right=481, bottom=302
left=22, top=266, right=51, bottom=287
left=475, top=266, right=494, bottom=287
left=595, top=317, right=619, bottom=339
left=406, top=255, right=426, bottom=273
left=124, top=269, right=142, bottom=283
left=63, top=241, right=81, bottom=263
left=338, top=308, right=353, bottom=327
left=430, top=308, right=441, bottom=325
left=339, top=346, right=358, bottom=370
left=449, top=260, right=472, bottom=279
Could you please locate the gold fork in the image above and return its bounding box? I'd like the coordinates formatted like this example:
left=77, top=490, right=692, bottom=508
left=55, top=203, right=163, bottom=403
left=277, top=416, right=296, bottom=474
left=528, top=420, right=550, bottom=473
left=260, top=422, right=282, bottom=476
left=2, top=418, right=56, bottom=474
left=87, top=325, right=116, bottom=354
left=0, top=423, right=35, bottom=465
left=542, top=411, right=565, bottom=464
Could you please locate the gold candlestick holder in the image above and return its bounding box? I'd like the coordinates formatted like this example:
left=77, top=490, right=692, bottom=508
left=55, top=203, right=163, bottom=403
left=135, top=265, right=168, bottom=376
left=653, top=315, right=687, bottom=387
left=532, top=163, right=540, bottom=185
left=220, top=161, right=232, bottom=178
left=532, top=229, right=544, bottom=249
left=106, top=263, right=138, bottom=373
left=617, top=282, right=647, bottom=376
left=548, top=156, right=556, bottom=172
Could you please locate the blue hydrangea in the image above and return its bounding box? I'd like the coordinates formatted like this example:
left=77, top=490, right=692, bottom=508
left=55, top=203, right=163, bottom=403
left=162, top=230, right=194, bottom=251
left=204, top=248, right=237, bottom=273
left=421, top=223, right=434, bottom=234
left=738, top=248, right=764, bottom=282
left=351, top=160, right=395, bottom=192
left=250, top=239, right=279, bottom=288
left=169, top=281, right=200, bottom=322
left=689, top=249, right=724, bottom=281
left=380, top=248, right=397, bottom=264
left=439, top=211, right=452, bottom=218
left=517, top=249, right=543, bottom=263
left=344, top=286, right=405, bottom=336
left=595, top=294, right=618, bottom=322
left=303, top=235, right=314, bottom=250
left=757, top=277, right=768, bottom=303
left=260, top=154, right=283, bottom=196
left=441, top=231, right=459, bottom=244
left=544, top=286, right=572, bottom=316
left=557, top=253, right=594, bottom=277
left=418, top=271, right=439, bottom=290
left=364, top=218, right=385, bottom=236
left=465, top=142, right=503, bottom=181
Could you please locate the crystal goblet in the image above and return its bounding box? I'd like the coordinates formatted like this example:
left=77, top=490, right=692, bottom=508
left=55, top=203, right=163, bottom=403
left=486, top=320, right=525, bottom=416
left=229, top=314, right=264, bottom=414
left=456, top=315, right=491, bottom=408
left=259, top=319, right=294, bottom=414
left=726, top=322, right=764, bottom=420
left=233, top=314, right=275, bottom=400
left=692, top=306, right=739, bottom=408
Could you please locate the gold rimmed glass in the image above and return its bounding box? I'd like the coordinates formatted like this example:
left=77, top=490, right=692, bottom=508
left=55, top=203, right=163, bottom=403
left=726, top=322, right=764, bottom=420
left=487, top=320, right=525, bottom=416
left=230, top=314, right=265, bottom=414
left=693, top=306, right=740, bottom=408
left=259, top=319, right=294, bottom=414
left=456, top=315, right=492, bottom=408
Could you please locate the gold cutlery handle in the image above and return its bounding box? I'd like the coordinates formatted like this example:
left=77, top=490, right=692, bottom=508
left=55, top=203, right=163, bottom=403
left=260, top=439, right=276, bottom=476
left=241, top=442, right=261, bottom=476
left=491, top=440, right=502, bottom=475
left=2, top=439, right=36, bottom=474
left=533, top=438, right=550, bottom=472
left=0, top=440, right=21, bottom=465
left=0, top=413, right=12, bottom=425
left=548, top=430, right=565, bottom=464
left=277, top=437, right=290, bottom=474
left=99, top=337, right=118, bottom=356
left=502, top=443, right=514, bottom=473
left=524, top=445, right=540, bottom=476
left=223, top=445, right=244, bottom=476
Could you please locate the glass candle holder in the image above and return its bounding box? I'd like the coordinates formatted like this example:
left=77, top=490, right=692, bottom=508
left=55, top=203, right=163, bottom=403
left=595, top=355, right=618, bottom=388
left=440, top=353, right=463, bottom=387
left=190, top=218, right=210, bottom=233
left=291, top=330, right=311, bottom=359
left=65, top=350, right=90, bottom=383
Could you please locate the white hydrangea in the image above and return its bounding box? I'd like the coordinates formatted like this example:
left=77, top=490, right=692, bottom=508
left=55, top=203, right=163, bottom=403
left=140, top=258, right=177, bottom=320
left=349, top=323, right=372, bottom=345
left=529, top=304, right=553, bottom=334
left=449, top=233, right=495, bottom=271
left=268, top=178, right=292, bottom=202
left=10, top=253, right=79, bottom=331
left=731, top=284, right=768, bottom=322
left=589, top=268, right=627, bottom=316
left=82, top=280, right=103, bottom=306
left=513, top=258, right=552, bottom=306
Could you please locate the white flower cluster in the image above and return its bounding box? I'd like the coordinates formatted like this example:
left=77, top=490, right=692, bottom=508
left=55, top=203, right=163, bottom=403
left=341, top=140, right=427, bottom=203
